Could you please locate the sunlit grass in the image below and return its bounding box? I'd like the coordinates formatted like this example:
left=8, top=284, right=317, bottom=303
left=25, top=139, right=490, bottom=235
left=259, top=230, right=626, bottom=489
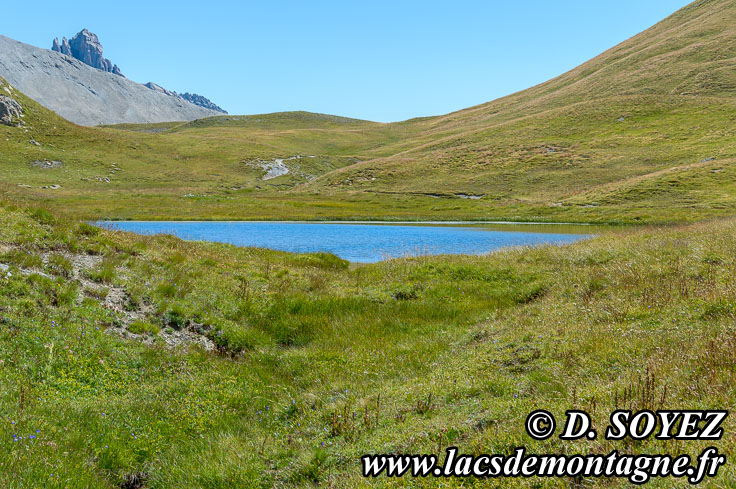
left=1, top=201, right=735, bottom=487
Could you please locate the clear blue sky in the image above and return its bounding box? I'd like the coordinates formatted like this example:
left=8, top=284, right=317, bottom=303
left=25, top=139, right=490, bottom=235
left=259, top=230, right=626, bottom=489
left=4, top=0, right=691, bottom=122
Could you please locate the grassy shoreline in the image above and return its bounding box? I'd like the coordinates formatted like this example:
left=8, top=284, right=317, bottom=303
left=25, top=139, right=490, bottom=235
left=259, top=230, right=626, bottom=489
left=2, top=200, right=735, bottom=487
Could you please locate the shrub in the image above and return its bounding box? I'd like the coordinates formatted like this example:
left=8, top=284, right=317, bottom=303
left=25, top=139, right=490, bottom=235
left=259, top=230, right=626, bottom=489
left=128, top=320, right=160, bottom=335
left=54, top=282, right=79, bottom=306
left=47, top=253, right=74, bottom=278
left=75, top=222, right=100, bottom=237
left=28, top=208, right=56, bottom=225
left=85, top=286, right=109, bottom=300
left=294, top=252, right=349, bottom=270
left=85, top=259, right=116, bottom=284
left=163, top=304, right=188, bottom=329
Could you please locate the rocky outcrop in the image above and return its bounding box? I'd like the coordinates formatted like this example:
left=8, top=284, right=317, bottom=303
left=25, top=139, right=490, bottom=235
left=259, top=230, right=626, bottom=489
left=144, top=82, right=177, bottom=97
left=52, top=29, right=124, bottom=77
left=0, top=94, right=22, bottom=126
left=178, top=93, right=227, bottom=113
left=48, top=29, right=226, bottom=113
left=145, top=84, right=227, bottom=114
left=51, top=37, right=71, bottom=56
left=0, top=35, right=222, bottom=125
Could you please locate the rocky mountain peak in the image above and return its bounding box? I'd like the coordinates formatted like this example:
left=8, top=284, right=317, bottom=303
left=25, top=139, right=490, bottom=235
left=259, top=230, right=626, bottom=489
left=52, top=29, right=124, bottom=77
left=45, top=29, right=226, bottom=114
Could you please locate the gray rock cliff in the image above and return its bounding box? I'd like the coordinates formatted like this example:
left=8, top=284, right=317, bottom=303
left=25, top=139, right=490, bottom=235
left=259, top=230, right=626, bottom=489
left=0, top=35, right=222, bottom=126
left=52, top=29, right=124, bottom=77
left=48, top=30, right=226, bottom=113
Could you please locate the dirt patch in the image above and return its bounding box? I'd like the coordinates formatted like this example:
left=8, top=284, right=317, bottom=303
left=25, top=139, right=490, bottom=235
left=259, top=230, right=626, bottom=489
left=243, top=155, right=309, bottom=180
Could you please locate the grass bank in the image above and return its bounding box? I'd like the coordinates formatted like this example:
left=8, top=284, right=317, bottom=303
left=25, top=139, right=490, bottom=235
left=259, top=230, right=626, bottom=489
left=1, top=200, right=735, bottom=487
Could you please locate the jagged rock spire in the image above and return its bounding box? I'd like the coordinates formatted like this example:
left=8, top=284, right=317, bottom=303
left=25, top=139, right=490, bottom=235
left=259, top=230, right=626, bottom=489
left=51, top=29, right=124, bottom=77
left=51, top=37, right=72, bottom=56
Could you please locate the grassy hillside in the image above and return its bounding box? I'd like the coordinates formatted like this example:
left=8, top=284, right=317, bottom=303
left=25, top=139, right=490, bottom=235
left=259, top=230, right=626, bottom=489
left=0, top=0, right=735, bottom=223
left=2, top=200, right=735, bottom=488
left=0, top=76, right=412, bottom=220
left=2, top=2, right=736, bottom=487
left=303, top=0, right=736, bottom=222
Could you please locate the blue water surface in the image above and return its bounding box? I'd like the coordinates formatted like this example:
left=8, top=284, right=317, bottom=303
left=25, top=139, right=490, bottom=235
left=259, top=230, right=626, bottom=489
left=100, top=221, right=591, bottom=263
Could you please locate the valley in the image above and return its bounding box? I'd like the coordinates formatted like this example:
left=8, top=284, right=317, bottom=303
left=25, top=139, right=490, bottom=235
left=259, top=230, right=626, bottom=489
left=1, top=0, right=736, bottom=487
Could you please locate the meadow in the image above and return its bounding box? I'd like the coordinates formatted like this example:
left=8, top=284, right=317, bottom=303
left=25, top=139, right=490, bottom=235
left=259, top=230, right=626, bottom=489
left=2, top=0, right=736, bottom=486
left=3, top=0, right=736, bottom=226
left=1, top=200, right=735, bottom=488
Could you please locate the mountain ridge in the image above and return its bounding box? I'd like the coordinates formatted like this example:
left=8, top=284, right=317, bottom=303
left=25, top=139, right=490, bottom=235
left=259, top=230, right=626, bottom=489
left=145, top=82, right=227, bottom=114
left=0, top=35, right=222, bottom=125
left=48, top=29, right=227, bottom=114
left=0, top=0, right=735, bottom=224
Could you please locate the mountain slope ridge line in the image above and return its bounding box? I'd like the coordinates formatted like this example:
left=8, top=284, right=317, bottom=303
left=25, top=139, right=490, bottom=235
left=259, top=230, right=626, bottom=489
left=0, top=35, right=222, bottom=125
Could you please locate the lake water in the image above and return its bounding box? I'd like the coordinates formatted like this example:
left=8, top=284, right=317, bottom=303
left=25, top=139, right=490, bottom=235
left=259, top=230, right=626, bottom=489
left=100, top=221, right=593, bottom=263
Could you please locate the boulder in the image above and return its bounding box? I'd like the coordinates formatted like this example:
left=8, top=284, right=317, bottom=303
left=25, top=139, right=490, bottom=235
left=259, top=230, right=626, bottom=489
left=0, top=94, right=22, bottom=125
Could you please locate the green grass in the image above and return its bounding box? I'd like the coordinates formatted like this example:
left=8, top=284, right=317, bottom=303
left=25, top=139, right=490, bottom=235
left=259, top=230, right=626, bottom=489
left=1, top=1, right=736, bottom=487
left=46, top=253, right=73, bottom=278
left=1, top=200, right=736, bottom=487
left=128, top=320, right=160, bottom=336
left=84, top=258, right=117, bottom=284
